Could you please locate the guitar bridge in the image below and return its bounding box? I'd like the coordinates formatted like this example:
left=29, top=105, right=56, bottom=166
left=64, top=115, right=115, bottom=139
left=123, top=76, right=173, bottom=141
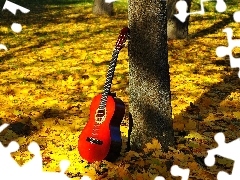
left=86, top=137, right=103, bottom=145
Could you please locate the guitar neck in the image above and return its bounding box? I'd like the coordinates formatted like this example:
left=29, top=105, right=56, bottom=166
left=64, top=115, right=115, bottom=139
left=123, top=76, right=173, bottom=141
left=97, top=27, right=129, bottom=110
left=98, top=49, right=120, bottom=110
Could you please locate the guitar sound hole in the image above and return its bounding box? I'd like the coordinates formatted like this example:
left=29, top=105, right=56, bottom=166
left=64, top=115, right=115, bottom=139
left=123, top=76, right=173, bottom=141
left=95, top=109, right=106, bottom=124
left=96, top=109, right=105, bottom=117
left=86, top=137, right=103, bottom=145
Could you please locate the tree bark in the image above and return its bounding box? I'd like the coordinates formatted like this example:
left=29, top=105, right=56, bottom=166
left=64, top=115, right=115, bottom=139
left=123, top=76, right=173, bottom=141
left=128, top=0, right=174, bottom=152
left=167, top=0, right=191, bottom=39
left=92, top=0, right=114, bottom=16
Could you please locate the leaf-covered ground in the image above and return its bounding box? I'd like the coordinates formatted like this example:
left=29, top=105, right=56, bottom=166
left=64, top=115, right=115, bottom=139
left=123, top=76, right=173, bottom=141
left=0, top=0, right=240, bottom=179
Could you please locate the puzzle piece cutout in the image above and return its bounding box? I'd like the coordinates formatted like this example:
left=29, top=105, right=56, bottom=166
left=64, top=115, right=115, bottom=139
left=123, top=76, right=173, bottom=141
left=0, top=44, right=7, bottom=51
left=0, top=1, right=30, bottom=51
left=0, top=141, right=21, bottom=178
left=0, top=123, right=71, bottom=180
left=233, top=11, right=240, bottom=23
left=81, top=175, right=92, bottom=180
left=171, top=165, right=190, bottom=180
left=105, top=0, right=117, bottom=3
left=215, top=28, right=240, bottom=77
left=154, top=165, right=190, bottom=180
left=174, top=0, right=227, bottom=22
left=204, top=132, right=240, bottom=179
left=0, top=124, right=21, bottom=177
left=2, top=0, right=30, bottom=33
left=2, top=0, right=30, bottom=15
left=215, top=11, right=240, bottom=78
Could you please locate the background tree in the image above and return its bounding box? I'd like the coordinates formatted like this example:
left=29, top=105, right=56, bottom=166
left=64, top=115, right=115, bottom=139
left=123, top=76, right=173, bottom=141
left=92, top=0, right=114, bottom=16
left=167, top=0, right=192, bottom=39
left=128, top=0, right=174, bottom=152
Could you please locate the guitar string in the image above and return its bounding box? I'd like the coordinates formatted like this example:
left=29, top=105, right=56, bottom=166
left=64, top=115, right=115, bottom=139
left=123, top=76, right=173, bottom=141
left=99, top=49, right=120, bottom=110
left=91, top=49, right=120, bottom=138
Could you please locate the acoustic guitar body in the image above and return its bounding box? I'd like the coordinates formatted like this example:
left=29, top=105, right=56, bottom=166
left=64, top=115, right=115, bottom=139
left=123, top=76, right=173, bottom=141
left=78, top=93, right=125, bottom=163
left=78, top=27, right=129, bottom=163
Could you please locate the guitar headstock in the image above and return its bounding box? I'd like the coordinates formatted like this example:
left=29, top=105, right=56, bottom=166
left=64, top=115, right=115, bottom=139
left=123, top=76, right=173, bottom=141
left=115, top=27, right=130, bottom=51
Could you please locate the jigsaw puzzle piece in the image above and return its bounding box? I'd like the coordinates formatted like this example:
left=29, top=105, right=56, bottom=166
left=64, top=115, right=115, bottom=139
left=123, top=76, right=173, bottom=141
left=0, top=123, right=9, bottom=133
left=216, top=27, right=240, bottom=77
left=216, top=46, right=228, bottom=58
left=171, top=165, right=190, bottom=180
left=0, top=141, right=21, bottom=179
left=0, top=123, right=72, bottom=179
left=205, top=133, right=240, bottom=164
left=217, top=171, right=233, bottom=180
left=215, top=0, right=227, bottom=12
left=174, top=0, right=189, bottom=23
left=2, top=0, right=30, bottom=15
left=205, top=132, right=240, bottom=179
left=174, top=0, right=205, bottom=23
left=154, top=176, right=165, bottom=180
left=174, top=0, right=227, bottom=22
left=40, top=160, right=70, bottom=180
left=21, top=142, right=43, bottom=174
left=217, top=160, right=240, bottom=179
left=81, top=175, right=92, bottom=180
left=223, top=28, right=233, bottom=41
left=215, top=28, right=232, bottom=58
left=233, top=11, right=240, bottom=22
left=204, top=133, right=225, bottom=167
left=0, top=44, right=7, bottom=51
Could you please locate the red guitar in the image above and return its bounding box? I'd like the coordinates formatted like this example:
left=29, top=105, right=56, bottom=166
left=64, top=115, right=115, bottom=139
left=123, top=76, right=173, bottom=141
left=78, top=27, right=130, bottom=163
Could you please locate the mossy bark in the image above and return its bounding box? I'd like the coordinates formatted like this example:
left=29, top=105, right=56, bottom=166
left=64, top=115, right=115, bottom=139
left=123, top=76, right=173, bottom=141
left=128, top=0, right=174, bottom=152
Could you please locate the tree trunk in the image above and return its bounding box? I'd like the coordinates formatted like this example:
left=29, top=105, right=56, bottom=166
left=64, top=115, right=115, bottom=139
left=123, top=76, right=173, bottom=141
left=128, top=0, right=174, bottom=152
left=92, top=0, right=114, bottom=16
left=167, top=0, right=191, bottom=39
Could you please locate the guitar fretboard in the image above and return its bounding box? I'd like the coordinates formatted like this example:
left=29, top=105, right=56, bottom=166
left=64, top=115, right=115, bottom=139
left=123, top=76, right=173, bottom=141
left=98, top=49, right=120, bottom=110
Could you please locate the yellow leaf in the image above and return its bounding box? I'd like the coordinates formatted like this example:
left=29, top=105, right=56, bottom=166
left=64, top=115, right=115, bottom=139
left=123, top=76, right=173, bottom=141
left=120, top=126, right=128, bottom=137
left=185, top=119, right=197, bottom=130
left=175, top=152, right=185, bottom=161
left=134, top=172, right=150, bottom=179
left=184, top=131, right=205, bottom=140
left=81, top=79, right=93, bottom=86
left=173, top=122, right=185, bottom=130
left=21, top=89, right=29, bottom=95
left=117, top=166, right=129, bottom=177
left=127, top=150, right=139, bottom=157
left=90, top=85, right=98, bottom=92
left=138, top=159, right=145, bottom=167
left=145, top=138, right=161, bottom=150
left=87, top=93, right=95, bottom=98
left=82, top=86, right=89, bottom=91
left=188, top=161, right=199, bottom=169
left=9, top=95, right=14, bottom=100
left=67, top=75, right=73, bottom=83
left=152, top=138, right=161, bottom=149
left=233, top=112, right=240, bottom=119
left=153, top=150, right=162, bottom=157
left=145, top=142, right=152, bottom=150
left=45, top=48, right=53, bottom=55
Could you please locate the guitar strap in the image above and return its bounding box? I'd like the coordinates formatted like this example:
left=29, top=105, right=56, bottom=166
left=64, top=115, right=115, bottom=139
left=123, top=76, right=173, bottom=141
left=127, top=112, right=133, bottom=151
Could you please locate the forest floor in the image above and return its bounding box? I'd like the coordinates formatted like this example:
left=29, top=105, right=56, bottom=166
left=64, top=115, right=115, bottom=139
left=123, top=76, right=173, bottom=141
left=0, top=0, right=240, bottom=179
